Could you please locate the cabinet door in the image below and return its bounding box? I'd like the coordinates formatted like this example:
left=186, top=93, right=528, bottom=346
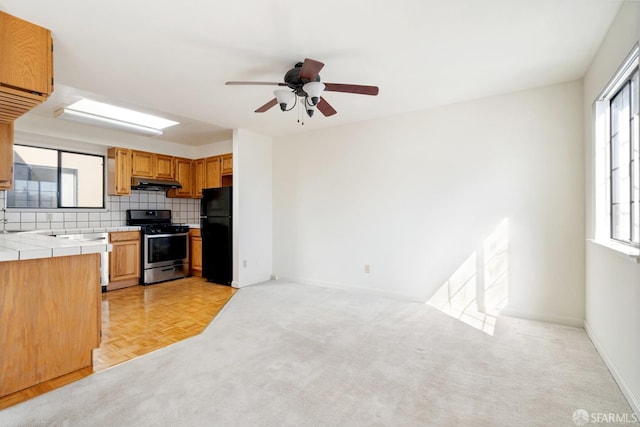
left=221, top=154, right=233, bottom=175
left=193, top=159, right=205, bottom=198
left=0, top=122, right=14, bottom=189
left=205, top=156, right=221, bottom=188
left=155, top=154, right=175, bottom=179
left=107, top=147, right=131, bottom=196
left=131, top=150, right=154, bottom=177
left=0, top=11, right=53, bottom=96
left=109, top=236, right=140, bottom=282
left=190, top=229, right=202, bottom=276
left=167, top=158, right=192, bottom=198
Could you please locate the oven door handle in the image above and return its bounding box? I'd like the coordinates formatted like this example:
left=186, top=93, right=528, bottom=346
left=145, top=232, right=189, bottom=239
left=161, top=267, right=175, bottom=272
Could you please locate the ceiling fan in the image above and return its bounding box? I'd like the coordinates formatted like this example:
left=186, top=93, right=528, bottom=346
left=225, top=58, right=379, bottom=121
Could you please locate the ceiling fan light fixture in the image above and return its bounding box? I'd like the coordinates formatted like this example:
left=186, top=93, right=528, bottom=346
left=274, top=90, right=295, bottom=111
left=228, top=58, right=378, bottom=124
left=306, top=100, right=317, bottom=117
left=302, top=81, right=325, bottom=105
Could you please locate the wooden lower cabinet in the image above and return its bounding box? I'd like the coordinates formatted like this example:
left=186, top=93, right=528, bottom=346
left=190, top=228, right=202, bottom=277
left=108, top=231, right=141, bottom=290
left=0, top=254, right=101, bottom=397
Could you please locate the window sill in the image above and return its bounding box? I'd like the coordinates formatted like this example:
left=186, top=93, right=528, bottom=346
left=588, top=239, right=640, bottom=263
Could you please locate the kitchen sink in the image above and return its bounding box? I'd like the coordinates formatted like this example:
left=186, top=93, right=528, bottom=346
left=55, top=232, right=109, bottom=242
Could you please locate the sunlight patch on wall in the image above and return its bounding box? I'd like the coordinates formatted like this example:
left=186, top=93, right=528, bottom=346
left=426, top=219, right=509, bottom=335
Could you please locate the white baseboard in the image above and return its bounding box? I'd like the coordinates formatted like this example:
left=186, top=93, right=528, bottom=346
left=500, top=307, right=585, bottom=328
left=584, top=320, right=640, bottom=415
left=278, top=276, right=588, bottom=328
left=278, top=275, right=421, bottom=303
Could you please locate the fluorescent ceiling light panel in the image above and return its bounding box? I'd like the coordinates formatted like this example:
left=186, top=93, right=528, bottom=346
left=65, top=99, right=179, bottom=130
left=55, top=108, right=164, bottom=136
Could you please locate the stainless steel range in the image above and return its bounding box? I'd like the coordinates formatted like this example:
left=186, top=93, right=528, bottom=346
left=126, top=210, right=189, bottom=285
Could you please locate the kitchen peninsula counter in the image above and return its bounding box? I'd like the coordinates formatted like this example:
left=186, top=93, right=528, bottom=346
left=0, top=227, right=136, bottom=398
left=0, top=227, right=140, bottom=262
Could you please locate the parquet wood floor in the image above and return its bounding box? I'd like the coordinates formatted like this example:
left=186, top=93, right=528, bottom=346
left=0, top=277, right=236, bottom=410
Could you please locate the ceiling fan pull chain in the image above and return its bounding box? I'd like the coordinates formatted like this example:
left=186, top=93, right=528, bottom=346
left=298, top=97, right=304, bottom=125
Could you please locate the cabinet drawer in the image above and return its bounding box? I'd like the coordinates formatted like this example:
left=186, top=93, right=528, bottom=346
left=109, top=231, right=140, bottom=242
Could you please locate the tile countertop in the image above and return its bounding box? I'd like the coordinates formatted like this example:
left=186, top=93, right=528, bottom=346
left=0, top=226, right=141, bottom=263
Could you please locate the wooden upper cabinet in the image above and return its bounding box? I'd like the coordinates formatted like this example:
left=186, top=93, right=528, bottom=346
left=221, top=154, right=233, bottom=176
left=0, top=11, right=53, bottom=123
left=131, top=150, right=174, bottom=179
left=155, top=154, right=175, bottom=179
left=0, top=12, right=53, bottom=96
left=0, top=122, right=14, bottom=189
left=107, top=147, right=131, bottom=196
left=131, top=150, right=154, bottom=178
left=193, top=158, right=205, bottom=198
left=166, top=157, right=192, bottom=198
left=205, top=156, right=221, bottom=189
left=108, top=148, right=232, bottom=197
left=199, top=153, right=232, bottom=192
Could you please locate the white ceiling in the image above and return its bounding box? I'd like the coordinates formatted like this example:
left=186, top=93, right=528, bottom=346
left=0, top=0, right=622, bottom=145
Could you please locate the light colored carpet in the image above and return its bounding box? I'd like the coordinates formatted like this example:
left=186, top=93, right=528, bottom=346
left=0, top=281, right=636, bottom=427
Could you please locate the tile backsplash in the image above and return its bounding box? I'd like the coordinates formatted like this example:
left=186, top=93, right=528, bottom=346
left=0, top=190, right=200, bottom=231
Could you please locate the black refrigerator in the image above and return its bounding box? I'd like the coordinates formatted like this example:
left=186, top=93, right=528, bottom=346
left=200, top=187, right=232, bottom=286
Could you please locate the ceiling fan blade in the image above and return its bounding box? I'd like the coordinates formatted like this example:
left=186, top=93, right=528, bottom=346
left=299, top=58, right=325, bottom=82
left=317, top=97, right=337, bottom=117
left=226, top=81, right=287, bottom=86
left=255, top=98, right=278, bottom=113
left=324, top=83, right=379, bottom=96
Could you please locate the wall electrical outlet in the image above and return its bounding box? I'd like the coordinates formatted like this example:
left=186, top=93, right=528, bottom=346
left=46, top=213, right=53, bottom=222
left=243, top=260, right=247, bottom=268
left=364, top=264, right=371, bottom=274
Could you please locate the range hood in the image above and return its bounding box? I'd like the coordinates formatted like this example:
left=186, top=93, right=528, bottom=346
left=131, top=177, right=182, bottom=191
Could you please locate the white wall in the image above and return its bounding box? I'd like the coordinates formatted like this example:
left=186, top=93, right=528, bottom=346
left=273, top=80, right=585, bottom=325
left=232, top=128, right=273, bottom=287
left=583, top=1, right=640, bottom=414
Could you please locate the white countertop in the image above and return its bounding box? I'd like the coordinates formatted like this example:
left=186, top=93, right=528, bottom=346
left=0, top=226, right=141, bottom=262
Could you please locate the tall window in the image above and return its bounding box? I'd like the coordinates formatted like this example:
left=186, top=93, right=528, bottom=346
left=595, top=44, right=640, bottom=249
left=609, top=67, right=639, bottom=245
left=7, top=145, right=105, bottom=209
